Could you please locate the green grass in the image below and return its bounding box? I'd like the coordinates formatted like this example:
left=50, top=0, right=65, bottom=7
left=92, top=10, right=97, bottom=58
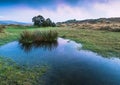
left=58, top=28, right=120, bottom=57
left=0, top=26, right=120, bottom=57
left=0, top=26, right=57, bottom=45
left=0, top=57, right=47, bottom=85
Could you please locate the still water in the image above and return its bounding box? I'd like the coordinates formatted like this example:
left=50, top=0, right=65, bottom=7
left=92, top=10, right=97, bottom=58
left=0, top=38, right=120, bottom=85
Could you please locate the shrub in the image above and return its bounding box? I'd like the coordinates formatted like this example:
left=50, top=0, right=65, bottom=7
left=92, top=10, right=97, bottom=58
left=99, top=26, right=112, bottom=30
left=99, top=26, right=120, bottom=32
left=111, top=28, right=120, bottom=32
left=0, top=25, right=5, bottom=33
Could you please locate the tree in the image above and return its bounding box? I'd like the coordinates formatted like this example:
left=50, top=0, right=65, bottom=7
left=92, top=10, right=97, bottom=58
left=46, top=18, right=52, bottom=26
left=51, top=22, right=56, bottom=27
left=32, top=15, right=56, bottom=27
left=32, top=15, right=45, bottom=27
left=45, top=18, right=56, bottom=27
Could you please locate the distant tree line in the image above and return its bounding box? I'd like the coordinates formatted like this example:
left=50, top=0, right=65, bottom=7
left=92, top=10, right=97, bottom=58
left=32, top=15, right=56, bottom=27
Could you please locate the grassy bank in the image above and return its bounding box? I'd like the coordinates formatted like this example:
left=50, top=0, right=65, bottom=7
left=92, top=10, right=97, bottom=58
left=0, top=26, right=120, bottom=57
left=0, top=57, right=47, bottom=85
left=58, top=28, right=120, bottom=57
left=0, top=26, right=57, bottom=45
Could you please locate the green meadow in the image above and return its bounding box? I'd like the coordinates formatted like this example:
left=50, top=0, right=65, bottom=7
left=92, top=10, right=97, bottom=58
left=0, top=25, right=120, bottom=57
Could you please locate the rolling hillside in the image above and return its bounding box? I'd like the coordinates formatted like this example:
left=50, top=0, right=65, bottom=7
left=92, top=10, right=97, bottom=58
left=0, top=20, right=32, bottom=25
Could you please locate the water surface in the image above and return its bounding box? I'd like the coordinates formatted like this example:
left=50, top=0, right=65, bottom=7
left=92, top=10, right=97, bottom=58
left=0, top=38, right=120, bottom=85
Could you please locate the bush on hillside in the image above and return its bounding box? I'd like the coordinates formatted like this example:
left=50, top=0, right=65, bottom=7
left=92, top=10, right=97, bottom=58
left=0, top=25, right=5, bottom=33
left=99, top=26, right=120, bottom=32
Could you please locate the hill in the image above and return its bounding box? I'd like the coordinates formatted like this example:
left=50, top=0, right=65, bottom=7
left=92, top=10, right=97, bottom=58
left=57, top=17, right=120, bottom=24
left=0, top=20, right=31, bottom=25
left=57, top=17, right=120, bottom=32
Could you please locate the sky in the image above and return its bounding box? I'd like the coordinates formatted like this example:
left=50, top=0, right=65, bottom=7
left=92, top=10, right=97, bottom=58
left=0, top=0, right=120, bottom=22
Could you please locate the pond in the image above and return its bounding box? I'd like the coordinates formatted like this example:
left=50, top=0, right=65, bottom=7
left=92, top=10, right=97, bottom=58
left=0, top=38, right=120, bottom=85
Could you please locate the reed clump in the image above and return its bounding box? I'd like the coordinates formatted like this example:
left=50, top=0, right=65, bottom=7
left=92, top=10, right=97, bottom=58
left=19, top=30, right=58, bottom=44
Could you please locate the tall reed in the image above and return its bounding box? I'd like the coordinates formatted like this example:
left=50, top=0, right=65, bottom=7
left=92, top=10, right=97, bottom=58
left=19, top=31, right=34, bottom=44
left=19, top=30, right=58, bottom=44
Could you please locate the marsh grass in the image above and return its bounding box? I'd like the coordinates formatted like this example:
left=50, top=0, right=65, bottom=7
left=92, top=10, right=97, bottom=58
left=19, top=30, right=58, bottom=44
left=19, top=31, right=33, bottom=44
left=33, top=30, right=58, bottom=42
left=0, top=57, right=47, bottom=85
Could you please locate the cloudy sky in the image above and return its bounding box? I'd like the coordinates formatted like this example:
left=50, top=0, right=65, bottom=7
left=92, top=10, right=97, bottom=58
left=0, top=0, right=120, bottom=22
